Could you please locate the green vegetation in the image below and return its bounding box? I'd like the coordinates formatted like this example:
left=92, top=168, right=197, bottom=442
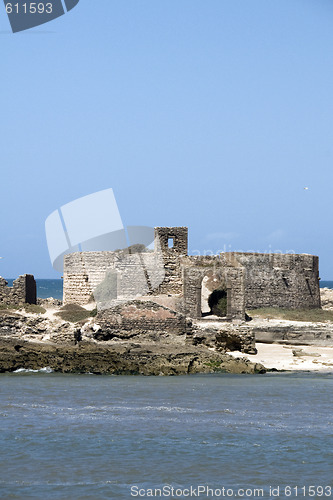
left=55, top=304, right=97, bottom=323
left=0, top=303, right=45, bottom=314
left=204, top=360, right=223, bottom=368
left=0, top=303, right=20, bottom=311
left=208, top=287, right=227, bottom=317
left=247, top=307, right=333, bottom=323
left=22, top=304, right=46, bottom=314
left=204, top=360, right=227, bottom=373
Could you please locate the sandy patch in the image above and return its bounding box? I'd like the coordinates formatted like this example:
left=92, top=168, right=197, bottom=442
left=229, top=343, right=333, bottom=372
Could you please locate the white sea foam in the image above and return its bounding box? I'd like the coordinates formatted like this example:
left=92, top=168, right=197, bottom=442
left=13, top=367, right=53, bottom=374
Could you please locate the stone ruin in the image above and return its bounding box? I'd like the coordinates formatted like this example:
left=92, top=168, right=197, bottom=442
left=0, top=230, right=322, bottom=357
left=0, top=274, right=37, bottom=306
left=63, top=226, right=321, bottom=320
left=61, top=226, right=322, bottom=354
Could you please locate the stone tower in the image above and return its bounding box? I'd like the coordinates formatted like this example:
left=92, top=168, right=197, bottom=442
left=154, top=227, right=188, bottom=256
left=153, top=227, right=188, bottom=294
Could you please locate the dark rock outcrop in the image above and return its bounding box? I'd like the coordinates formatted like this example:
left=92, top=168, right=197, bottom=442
left=188, top=321, right=257, bottom=354
left=0, top=337, right=265, bottom=375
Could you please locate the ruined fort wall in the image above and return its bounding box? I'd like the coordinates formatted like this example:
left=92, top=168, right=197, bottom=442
left=63, top=227, right=189, bottom=305
left=0, top=275, right=36, bottom=305
left=230, top=252, right=321, bottom=310
left=182, top=256, right=245, bottom=319
left=63, top=251, right=166, bottom=305
left=63, top=252, right=115, bottom=305
left=62, top=228, right=321, bottom=317
left=116, top=252, right=165, bottom=298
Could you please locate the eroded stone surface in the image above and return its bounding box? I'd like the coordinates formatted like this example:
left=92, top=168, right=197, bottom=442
left=0, top=275, right=36, bottom=305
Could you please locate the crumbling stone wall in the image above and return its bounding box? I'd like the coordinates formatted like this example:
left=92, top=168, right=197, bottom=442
left=63, top=253, right=97, bottom=304
left=0, top=275, right=36, bottom=305
left=153, top=227, right=188, bottom=295
left=94, top=300, right=187, bottom=340
left=63, top=250, right=165, bottom=306
left=230, top=252, right=321, bottom=310
left=63, top=227, right=321, bottom=319
left=63, top=227, right=187, bottom=305
left=181, top=255, right=245, bottom=320
left=154, top=227, right=188, bottom=255
left=116, top=252, right=165, bottom=298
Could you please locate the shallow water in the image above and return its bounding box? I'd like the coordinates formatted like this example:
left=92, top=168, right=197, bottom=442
left=0, top=372, right=332, bottom=499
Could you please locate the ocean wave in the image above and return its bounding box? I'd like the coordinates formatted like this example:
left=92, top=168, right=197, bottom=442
left=13, top=367, right=53, bottom=374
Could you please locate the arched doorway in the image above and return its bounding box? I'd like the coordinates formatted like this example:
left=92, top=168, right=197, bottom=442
left=183, top=262, right=245, bottom=320
left=201, top=272, right=228, bottom=317
left=208, top=286, right=227, bottom=317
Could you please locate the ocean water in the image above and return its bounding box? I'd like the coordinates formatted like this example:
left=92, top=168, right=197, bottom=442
left=0, top=282, right=332, bottom=498
left=5, top=279, right=63, bottom=300
left=320, top=281, right=333, bottom=289
left=35, top=279, right=63, bottom=300
left=0, top=373, right=332, bottom=499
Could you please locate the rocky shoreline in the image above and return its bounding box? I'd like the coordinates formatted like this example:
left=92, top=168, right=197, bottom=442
left=0, top=305, right=266, bottom=375
left=2, top=288, right=333, bottom=375
left=0, top=336, right=266, bottom=375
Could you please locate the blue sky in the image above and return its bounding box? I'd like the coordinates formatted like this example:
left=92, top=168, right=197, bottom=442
left=1, top=0, right=333, bottom=278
